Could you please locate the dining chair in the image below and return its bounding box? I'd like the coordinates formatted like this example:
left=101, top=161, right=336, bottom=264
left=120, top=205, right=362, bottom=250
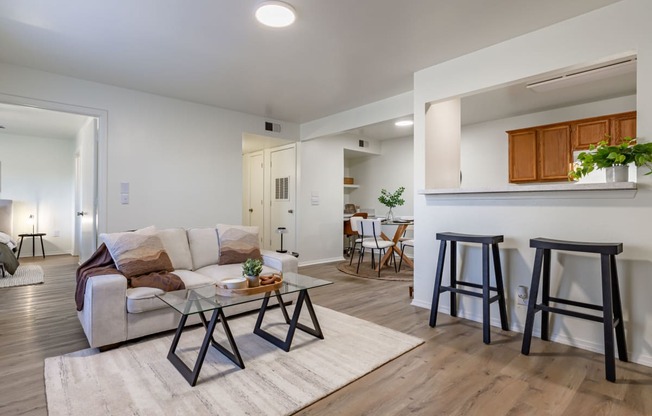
left=398, top=239, right=413, bottom=272
left=357, top=219, right=396, bottom=277
left=347, top=213, right=368, bottom=265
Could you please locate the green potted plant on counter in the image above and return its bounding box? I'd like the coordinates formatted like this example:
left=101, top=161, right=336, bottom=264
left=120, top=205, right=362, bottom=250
left=568, top=137, right=652, bottom=182
left=378, top=186, right=405, bottom=221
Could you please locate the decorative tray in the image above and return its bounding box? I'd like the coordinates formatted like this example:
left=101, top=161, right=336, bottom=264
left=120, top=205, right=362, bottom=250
left=215, top=273, right=283, bottom=297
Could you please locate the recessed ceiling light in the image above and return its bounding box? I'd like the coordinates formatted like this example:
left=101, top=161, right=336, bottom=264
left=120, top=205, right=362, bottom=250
left=395, top=120, right=413, bottom=127
left=255, top=1, right=296, bottom=28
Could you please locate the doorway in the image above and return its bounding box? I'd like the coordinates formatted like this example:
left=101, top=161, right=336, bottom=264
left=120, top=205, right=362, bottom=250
left=242, top=133, right=297, bottom=253
left=0, top=96, right=106, bottom=263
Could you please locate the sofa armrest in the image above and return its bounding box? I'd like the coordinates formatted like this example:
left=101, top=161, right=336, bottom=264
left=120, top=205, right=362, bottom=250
left=77, top=274, right=128, bottom=348
left=261, top=250, right=298, bottom=273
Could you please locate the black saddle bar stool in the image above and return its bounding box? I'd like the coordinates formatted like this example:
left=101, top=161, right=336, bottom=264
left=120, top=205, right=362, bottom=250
left=521, top=237, right=628, bottom=382
left=429, top=232, right=509, bottom=344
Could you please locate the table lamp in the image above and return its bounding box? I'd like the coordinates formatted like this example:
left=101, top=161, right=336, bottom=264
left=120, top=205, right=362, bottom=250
left=276, top=227, right=288, bottom=253
left=27, top=214, right=35, bottom=234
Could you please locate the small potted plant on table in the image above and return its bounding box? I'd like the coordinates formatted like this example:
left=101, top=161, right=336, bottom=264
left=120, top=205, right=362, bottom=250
left=242, top=258, right=263, bottom=287
left=568, top=137, right=652, bottom=182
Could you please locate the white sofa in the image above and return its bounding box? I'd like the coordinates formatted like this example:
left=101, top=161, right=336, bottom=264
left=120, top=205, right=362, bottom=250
left=77, top=227, right=298, bottom=349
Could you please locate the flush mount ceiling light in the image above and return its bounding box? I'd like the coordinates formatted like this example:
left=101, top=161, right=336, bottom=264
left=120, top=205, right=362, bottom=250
left=255, top=1, right=296, bottom=28
left=395, top=120, right=414, bottom=127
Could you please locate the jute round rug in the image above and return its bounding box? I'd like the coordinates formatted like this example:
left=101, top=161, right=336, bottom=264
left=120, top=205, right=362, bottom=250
left=337, top=258, right=413, bottom=281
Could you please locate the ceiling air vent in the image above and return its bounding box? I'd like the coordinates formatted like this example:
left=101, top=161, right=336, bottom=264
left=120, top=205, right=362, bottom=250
left=265, top=121, right=281, bottom=133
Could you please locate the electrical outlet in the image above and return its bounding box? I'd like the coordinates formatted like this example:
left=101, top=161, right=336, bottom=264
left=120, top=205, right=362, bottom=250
left=516, top=285, right=529, bottom=306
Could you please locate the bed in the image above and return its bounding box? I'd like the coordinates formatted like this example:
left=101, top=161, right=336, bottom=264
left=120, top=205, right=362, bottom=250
left=0, top=199, right=19, bottom=276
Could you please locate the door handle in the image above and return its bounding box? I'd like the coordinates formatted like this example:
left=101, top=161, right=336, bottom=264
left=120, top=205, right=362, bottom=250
left=249, top=208, right=254, bottom=213
left=288, top=209, right=294, bottom=214
left=76, top=211, right=86, bottom=216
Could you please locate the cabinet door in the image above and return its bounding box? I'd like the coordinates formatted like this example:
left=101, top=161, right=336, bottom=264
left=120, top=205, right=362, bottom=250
left=573, top=118, right=610, bottom=150
left=509, top=130, right=537, bottom=183
left=612, top=112, right=636, bottom=144
left=539, top=125, right=571, bottom=181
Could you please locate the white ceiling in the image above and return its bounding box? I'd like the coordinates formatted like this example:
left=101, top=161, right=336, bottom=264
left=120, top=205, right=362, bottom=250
left=0, top=0, right=621, bottom=124
left=0, top=103, right=91, bottom=139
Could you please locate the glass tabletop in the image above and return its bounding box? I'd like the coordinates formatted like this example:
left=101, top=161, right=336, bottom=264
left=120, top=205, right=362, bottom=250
left=156, top=272, right=332, bottom=316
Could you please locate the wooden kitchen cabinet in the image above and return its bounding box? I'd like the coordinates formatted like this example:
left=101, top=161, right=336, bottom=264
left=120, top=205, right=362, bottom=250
left=539, top=125, right=571, bottom=181
left=612, top=111, right=637, bottom=143
left=572, top=111, right=636, bottom=149
left=507, top=111, right=636, bottom=183
left=573, top=117, right=610, bottom=150
left=508, top=130, right=538, bottom=183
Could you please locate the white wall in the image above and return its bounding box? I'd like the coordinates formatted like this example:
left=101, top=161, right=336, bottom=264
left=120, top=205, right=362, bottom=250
left=347, top=136, right=414, bottom=218
left=413, top=0, right=652, bottom=366
left=0, top=62, right=299, bottom=234
left=297, top=138, right=346, bottom=264
left=0, top=132, right=75, bottom=256
left=460, top=95, right=637, bottom=188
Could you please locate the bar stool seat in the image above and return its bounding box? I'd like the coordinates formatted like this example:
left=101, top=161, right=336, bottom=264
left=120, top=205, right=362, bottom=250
left=429, top=232, right=509, bottom=344
left=521, top=237, right=627, bottom=382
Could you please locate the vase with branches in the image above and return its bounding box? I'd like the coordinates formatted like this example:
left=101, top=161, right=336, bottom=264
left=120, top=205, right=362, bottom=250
left=378, top=186, right=405, bottom=221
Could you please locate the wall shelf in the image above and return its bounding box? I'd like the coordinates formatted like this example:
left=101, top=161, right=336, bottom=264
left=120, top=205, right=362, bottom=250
left=344, top=184, right=360, bottom=189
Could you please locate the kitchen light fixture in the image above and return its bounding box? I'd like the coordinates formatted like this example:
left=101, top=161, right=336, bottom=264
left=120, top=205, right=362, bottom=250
left=395, top=120, right=414, bottom=127
left=526, top=58, right=636, bottom=92
left=255, top=1, right=296, bottom=28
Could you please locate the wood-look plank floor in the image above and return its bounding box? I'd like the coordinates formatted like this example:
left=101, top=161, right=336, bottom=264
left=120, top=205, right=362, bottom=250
left=1, top=256, right=651, bottom=415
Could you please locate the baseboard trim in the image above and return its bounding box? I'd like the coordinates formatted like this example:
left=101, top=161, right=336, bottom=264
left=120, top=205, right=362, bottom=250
left=299, top=257, right=343, bottom=267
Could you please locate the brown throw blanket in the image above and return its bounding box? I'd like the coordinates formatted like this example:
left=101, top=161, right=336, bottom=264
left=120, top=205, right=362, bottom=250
left=75, top=243, right=185, bottom=311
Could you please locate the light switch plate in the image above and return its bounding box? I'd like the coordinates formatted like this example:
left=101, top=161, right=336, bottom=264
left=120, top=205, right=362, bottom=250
left=120, top=193, right=129, bottom=204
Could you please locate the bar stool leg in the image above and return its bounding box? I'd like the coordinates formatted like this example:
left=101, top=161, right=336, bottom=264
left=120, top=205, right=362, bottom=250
left=450, top=241, right=457, bottom=317
left=540, top=249, right=551, bottom=341
left=610, top=255, right=628, bottom=362
left=482, top=243, right=491, bottom=344
left=522, top=248, right=544, bottom=355
left=429, top=240, right=447, bottom=327
left=491, top=243, right=509, bottom=331
left=600, top=253, right=616, bottom=382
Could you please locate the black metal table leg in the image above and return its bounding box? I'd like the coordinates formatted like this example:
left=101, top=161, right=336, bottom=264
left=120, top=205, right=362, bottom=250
left=492, top=243, right=509, bottom=331
left=167, top=305, right=244, bottom=387
left=16, top=236, right=24, bottom=259
left=254, top=289, right=324, bottom=352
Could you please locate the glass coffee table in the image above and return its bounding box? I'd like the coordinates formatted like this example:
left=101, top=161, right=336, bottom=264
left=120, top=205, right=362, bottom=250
left=156, top=273, right=332, bottom=386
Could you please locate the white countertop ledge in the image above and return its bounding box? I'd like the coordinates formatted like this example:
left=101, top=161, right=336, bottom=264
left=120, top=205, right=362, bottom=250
left=419, top=182, right=637, bottom=199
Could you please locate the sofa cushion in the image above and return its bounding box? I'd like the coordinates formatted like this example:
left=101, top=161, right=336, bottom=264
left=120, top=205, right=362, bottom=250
left=126, top=287, right=166, bottom=314
left=196, top=263, right=279, bottom=282
left=172, top=269, right=215, bottom=289
left=100, top=228, right=174, bottom=278
left=216, top=224, right=262, bottom=265
left=125, top=271, right=214, bottom=314
left=187, top=227, right=220, bottom=270
left=156, top=228, right=193, bottom=270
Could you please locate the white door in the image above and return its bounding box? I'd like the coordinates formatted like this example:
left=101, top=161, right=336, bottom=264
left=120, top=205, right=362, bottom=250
left=246, top=152, right=265, bottom=246
left=270, top=145, right=296, bottom=254
left=74, top=118, right=98, bottom=263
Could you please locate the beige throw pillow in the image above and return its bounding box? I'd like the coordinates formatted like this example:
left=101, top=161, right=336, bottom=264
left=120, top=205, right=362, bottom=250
left=100, top=227, right=174, bottom=277
left=216, top=224, right=262, bottom=265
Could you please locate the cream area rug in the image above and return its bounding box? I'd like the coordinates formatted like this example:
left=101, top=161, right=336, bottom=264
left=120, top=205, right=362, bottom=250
left=45, top=305, right=423, bottom=415
left=0, top=264, right=44, bottom=288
